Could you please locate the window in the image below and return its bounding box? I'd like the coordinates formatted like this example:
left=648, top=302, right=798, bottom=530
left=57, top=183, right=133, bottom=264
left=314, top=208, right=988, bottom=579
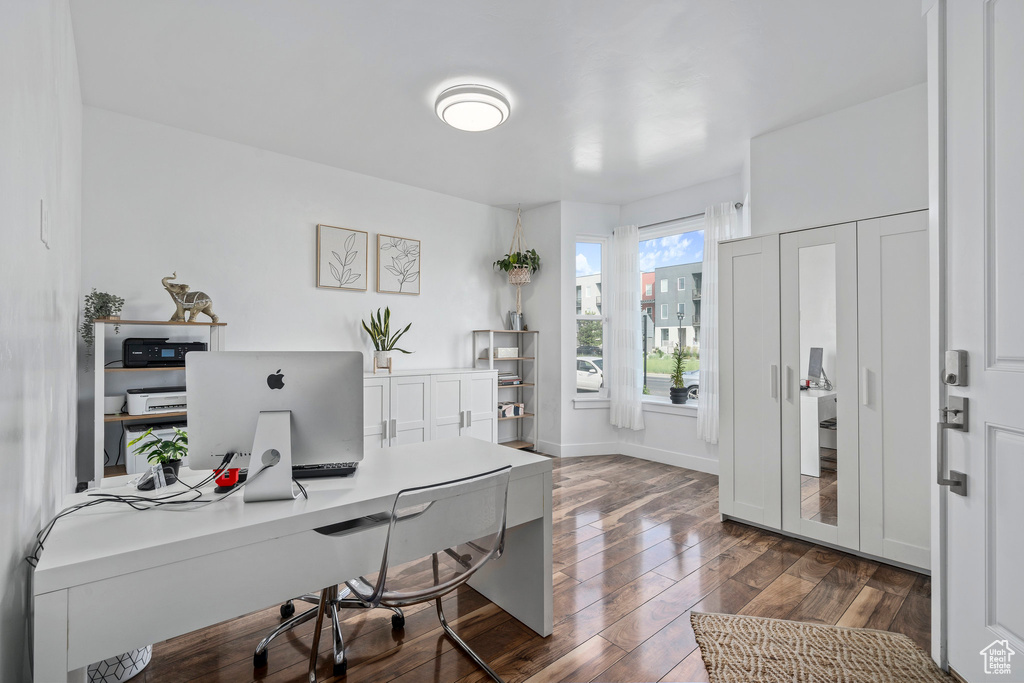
left=640, top=218, right=704, bottom=402
left=575, top=239, right=607, bottom=396
left=645, top=283, right=653, bottom=297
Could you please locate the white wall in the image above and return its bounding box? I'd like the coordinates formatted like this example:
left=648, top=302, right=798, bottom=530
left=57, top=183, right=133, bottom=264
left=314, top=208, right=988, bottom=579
left=751, top=83, right=927, bottom=235
left=79, top=108, right=513, bottom=479
left=620, top=174, right=744, bottom=227
left=0, top=1, right=81, bottom=680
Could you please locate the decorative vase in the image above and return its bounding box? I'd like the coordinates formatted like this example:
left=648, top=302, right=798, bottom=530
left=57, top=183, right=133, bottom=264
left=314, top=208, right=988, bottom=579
left=669, top=387, right=688, bottom=405
left=374, top=350, right=391, bottom=371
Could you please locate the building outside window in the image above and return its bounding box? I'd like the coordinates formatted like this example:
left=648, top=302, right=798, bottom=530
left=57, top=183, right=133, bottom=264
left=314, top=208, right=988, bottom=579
left=575, top=239, right=607, bottom=396
left=640, top=217, right=704, bottom=402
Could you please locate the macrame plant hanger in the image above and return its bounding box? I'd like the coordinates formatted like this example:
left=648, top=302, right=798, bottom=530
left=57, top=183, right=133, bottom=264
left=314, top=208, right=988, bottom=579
left=507, top=207, right=531, bottom=314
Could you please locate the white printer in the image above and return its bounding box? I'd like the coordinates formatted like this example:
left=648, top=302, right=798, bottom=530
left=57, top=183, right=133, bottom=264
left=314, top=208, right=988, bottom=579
left=126, top=386, right=187, bottom=416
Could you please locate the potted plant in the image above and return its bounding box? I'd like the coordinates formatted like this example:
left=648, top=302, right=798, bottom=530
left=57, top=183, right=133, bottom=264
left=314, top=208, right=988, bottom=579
left=127, top=427, right=188, bottom=484
left=80, top=288, right=125, bottom=354
left=492, top=248, right=541, bottom=277
left=669, top=347, right=688, bottom=404
left=361, top=307, right=412, bottom=370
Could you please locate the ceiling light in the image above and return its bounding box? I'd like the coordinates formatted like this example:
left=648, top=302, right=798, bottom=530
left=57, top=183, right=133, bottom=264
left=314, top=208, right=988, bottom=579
left=435, top=85, right=510, bottom=132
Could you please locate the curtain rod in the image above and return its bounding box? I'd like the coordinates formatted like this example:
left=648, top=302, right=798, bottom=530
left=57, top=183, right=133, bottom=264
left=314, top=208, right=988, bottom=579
left=638, top=202, right=744, bottom=230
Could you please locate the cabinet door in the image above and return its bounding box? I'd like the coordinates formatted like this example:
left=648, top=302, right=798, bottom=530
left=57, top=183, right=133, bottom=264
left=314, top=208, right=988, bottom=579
left=780, top=223, right=860, bottom=549
left=363, top=378, right=390, bottom=451
left=390, top=375, right=430, bottom=445
left=719, top=235, right=782, bottom=527
left=431, top=374, right=465, bottom=440
left=857, top=211, right=930, bottom=568
left=462, top=372, right=497, bottom=443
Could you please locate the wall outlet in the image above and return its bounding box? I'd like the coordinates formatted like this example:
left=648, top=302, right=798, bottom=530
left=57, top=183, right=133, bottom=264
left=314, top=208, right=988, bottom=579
left=40, top=199, right=50, bottom=249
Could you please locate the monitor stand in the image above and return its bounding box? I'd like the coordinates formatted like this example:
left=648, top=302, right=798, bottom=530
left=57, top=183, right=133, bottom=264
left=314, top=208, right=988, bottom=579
left=243, top=410, right=299, bottom=503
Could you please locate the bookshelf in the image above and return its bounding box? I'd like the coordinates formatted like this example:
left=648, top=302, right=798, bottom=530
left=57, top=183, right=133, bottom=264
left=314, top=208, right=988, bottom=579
left=472, top=329, right=539, bottom=452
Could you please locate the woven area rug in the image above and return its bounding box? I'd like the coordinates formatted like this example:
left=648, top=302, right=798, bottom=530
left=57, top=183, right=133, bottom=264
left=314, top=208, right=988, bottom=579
left=690, top=612, right=951, bottom=683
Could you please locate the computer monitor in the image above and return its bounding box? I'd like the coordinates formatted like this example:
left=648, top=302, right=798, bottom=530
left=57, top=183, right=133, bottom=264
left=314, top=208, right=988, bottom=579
left=186, top=351, right=363, bottom=473
left=807, top=346, right=823, bottom=382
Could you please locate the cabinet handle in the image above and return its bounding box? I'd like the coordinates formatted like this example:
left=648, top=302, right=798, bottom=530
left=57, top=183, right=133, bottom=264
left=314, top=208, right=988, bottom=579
left=785, top=366, right=793, bottom=401
left=390, top=418, right=397, bottom=439
left=861, top=368, right=870, bottom=406
left=381, top=420, right=388, bottom=446
left=467, top=410, right=473, bottom=428
left=770, top=364, right=779, bottom=400
left=459, top=411, right=465, bottom=429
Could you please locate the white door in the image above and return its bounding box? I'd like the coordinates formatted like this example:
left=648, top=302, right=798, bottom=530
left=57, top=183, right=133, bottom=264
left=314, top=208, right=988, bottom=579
left=939, top=1, right=1024, bottom=679
left=780, top=223, right=860, bottom=549
left=462, top=372, right=497, bottom=442
left=431, top=374, right=464, bottom=440
left=390, top=375, right=430, bottom=446
left=718, top=235, right=782, bottom=528
left=363, top=378, right=390, bottom=451
left=857, top=211, right=930, bottom=569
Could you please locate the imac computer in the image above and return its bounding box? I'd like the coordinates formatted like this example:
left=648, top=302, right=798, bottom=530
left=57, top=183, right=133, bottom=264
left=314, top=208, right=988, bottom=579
left=806, top=346, right=833, bottom=390
left=186, top=351, right=363, bottom=501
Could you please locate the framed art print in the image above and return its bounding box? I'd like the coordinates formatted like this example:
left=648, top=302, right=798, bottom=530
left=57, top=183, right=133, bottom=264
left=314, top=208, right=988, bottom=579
left=317, top=224, right=368, bottom=291
left=377, top=234, right=421, bottom=295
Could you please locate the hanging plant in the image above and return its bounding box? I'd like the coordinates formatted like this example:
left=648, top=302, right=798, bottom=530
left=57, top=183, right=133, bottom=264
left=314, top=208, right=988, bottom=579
left=80, top=288, right=125, bottom=355
left=493, top=208, right=540, bottom=314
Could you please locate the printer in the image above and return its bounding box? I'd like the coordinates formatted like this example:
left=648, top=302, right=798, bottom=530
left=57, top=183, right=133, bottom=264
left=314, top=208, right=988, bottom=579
left=126, top=386, right=187, bottom=416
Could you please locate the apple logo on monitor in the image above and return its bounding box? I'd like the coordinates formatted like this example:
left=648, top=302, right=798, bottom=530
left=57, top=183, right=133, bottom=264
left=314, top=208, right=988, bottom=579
left=267, top=369, right=285, bottom=390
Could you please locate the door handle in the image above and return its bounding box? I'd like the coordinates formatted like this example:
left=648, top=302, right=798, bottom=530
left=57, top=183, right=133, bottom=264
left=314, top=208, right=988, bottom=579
left=381, top=420, right=388, bottom=446
left=390, top=418, right=397, bottom=439
left=459, top=411, right=465, bottom=429
left=770, top=364, right=779, bottom=400
left=861, top=367, right=870, bottom=406
left=936, top=422, right=968, bottom=496
left=785, top=366, right=793, bottom=401
left=466, top=410, right=473, bottom=427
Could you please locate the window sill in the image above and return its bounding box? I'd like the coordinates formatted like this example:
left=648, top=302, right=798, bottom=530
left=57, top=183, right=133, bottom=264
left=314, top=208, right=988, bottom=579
left=572, top=397, right=699, bottom=416
left=572, top=397, right=609, bottom=409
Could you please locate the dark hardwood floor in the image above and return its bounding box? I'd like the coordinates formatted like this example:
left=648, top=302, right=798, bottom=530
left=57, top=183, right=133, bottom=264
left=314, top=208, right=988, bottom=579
left=139, top=454, right=930, bottom=682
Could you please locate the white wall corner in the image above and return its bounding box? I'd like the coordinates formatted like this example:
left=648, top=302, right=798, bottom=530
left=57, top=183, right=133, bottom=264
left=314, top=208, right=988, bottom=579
left=619, top=442, right=719, bottom=475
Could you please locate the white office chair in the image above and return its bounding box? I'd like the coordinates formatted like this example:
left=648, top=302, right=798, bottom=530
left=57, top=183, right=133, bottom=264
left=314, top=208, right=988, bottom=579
left=306, top=465, right=512, bottom=682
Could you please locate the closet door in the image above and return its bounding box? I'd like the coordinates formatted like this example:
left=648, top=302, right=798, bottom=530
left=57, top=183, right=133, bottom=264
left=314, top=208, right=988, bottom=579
left=719, top=235, right=782, bottom=527
left=390, top=375, right=431, bottom=445
left=857, top=211, right=930, bottom=568
left=780, top=223, right=860, bottom=548
left=363, top=377, right=390, bottom=451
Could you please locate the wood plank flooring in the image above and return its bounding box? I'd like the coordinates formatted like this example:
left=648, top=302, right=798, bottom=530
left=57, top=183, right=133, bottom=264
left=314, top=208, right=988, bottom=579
left=139, top=454, right=929, bottom=682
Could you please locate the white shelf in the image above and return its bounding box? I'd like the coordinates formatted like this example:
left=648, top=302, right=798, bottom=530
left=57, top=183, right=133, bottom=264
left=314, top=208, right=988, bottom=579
left=472, top=329, right=540, bottom=453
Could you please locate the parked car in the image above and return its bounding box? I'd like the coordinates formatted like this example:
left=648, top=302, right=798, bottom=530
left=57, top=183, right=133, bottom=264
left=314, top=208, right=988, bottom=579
left=682, top=370, right=699, bottom=400
left=576, top=356, right=604, bottom=392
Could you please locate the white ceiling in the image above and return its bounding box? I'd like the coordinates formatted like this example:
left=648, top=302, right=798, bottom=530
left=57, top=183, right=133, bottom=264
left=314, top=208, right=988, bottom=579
left=69, top=0, right=926, bottom=208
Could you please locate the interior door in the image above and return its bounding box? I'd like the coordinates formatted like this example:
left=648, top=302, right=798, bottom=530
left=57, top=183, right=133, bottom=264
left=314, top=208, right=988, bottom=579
left=718, top=235, right=782, bottom=527
left=941, top=1, right=1024, bottom=678
left=390, top=375, right=430, bottom=445
left=363, top=377, right=389, bottom=451
left=857, top=211, right=930, bottom=569
left=462, top=372, right=497, bottom=442
left=431, top=374, right=464, bottom=440
left=780, top=223, right=859, bottom=549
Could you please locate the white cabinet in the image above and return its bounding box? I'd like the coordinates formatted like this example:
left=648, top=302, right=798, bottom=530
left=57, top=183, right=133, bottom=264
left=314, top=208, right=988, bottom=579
left=719, top=210, right=930, bottom=570
left=430, top=372, right=498, bottom=442
left=363, top=369, right=497, bottom=451
left=719, top=234, right=782, bottom=528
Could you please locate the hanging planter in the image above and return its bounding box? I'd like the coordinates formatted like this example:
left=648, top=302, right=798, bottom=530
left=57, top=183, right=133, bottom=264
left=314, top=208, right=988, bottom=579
left=493, top=208, right=541, bottom=315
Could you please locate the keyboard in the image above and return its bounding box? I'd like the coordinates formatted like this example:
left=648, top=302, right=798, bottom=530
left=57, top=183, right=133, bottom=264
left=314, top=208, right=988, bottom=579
left=292, top=462, right=358, bottom=479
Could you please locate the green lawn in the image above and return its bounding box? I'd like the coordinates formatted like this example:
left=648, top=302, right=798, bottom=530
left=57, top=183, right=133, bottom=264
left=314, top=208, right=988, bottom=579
left=644, top=355, right=699, bottom=374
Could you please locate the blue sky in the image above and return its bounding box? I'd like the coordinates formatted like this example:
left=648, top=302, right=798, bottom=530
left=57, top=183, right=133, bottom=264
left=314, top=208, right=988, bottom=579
left=576, top=231, right=704, bottom=277
left=575, top=242, right=603, bottom=276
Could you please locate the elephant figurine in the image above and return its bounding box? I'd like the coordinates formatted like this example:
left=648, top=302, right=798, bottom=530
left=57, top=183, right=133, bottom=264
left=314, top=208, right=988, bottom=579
left=162, top=273, right=219, bottom=323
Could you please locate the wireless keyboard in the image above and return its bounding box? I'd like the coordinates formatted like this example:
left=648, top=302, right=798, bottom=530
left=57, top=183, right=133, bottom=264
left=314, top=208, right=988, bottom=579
left=292, top=462, right=358, bottom=479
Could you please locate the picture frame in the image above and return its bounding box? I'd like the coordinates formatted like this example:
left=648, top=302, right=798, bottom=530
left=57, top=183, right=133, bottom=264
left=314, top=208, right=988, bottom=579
left=317, top=224, right=368, bottom=291
left=377, top=234, right=421, bottom=295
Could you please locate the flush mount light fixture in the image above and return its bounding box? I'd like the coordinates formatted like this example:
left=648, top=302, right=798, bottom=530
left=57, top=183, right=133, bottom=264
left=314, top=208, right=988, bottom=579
left=434, top=84, right=510, bottom=132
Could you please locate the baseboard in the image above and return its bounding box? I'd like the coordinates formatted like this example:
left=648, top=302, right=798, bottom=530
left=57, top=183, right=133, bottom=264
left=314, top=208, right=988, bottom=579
left=619, top=442, right=719, bottom=475
left=550, top=441, right=621, bottom=458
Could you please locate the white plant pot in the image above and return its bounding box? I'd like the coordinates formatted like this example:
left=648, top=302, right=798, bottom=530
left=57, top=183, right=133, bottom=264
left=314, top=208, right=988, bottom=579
left=374, top=350, right=391, bottom=370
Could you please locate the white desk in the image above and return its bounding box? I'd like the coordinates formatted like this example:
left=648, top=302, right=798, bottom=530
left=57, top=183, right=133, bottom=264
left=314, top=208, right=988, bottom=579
left=799, top=388, right=837, bottom=477
left=32, top=438, right=553, bottom=683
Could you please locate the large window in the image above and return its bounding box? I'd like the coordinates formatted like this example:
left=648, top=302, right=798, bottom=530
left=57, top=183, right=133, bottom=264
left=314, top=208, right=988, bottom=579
left=639, top=218, right=704, bottom=402
left=575, top=239, right=607, bottom=395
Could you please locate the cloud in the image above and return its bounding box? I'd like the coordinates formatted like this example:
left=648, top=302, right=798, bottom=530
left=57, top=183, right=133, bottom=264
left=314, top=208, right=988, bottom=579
left=576, top=253, right=594, bottom=276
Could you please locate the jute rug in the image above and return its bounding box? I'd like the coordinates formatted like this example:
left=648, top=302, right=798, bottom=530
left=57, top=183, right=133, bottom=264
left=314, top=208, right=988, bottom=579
left=690, top=612, right=951, bottom=683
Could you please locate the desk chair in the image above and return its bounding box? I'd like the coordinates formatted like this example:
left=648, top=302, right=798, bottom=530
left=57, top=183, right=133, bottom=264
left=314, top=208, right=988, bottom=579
left=306, top=465, right=512, bottom=682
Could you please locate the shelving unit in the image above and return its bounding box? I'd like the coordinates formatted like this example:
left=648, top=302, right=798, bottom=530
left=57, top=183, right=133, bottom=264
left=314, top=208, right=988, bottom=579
left=91, top=318, right=225, bottom=485
left=472, top=329, right=539, bottom=452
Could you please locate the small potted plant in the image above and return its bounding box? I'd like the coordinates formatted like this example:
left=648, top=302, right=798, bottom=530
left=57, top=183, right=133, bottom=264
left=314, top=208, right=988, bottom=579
left=669, top=347, right=688, bottom=404
left=80, top=288, right=125, bottom=355
left=127, top=427, right=188, bottom=484
left=492, top=248, right=541, bottom=280
left=361, top=307, right=412, bottom=370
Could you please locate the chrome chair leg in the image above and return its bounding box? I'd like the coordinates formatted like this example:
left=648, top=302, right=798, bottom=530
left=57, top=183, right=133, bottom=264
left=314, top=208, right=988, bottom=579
left=435, top=597, right=505, bottom=683
left=254, top=606, right=320, bottom=658
left=329, top=587, right=347, bottom=675
left=308, top=589, right=329, bottom=683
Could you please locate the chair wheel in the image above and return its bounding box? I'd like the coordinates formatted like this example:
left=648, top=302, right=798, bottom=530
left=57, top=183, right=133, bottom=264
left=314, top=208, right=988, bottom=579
left=280, top=601, right=295, bottom=619
left=253, top=649, right=268, bottom=669
left=333, top=658, right=347, bottom=676
left=391, top=614, right=405, bottom=629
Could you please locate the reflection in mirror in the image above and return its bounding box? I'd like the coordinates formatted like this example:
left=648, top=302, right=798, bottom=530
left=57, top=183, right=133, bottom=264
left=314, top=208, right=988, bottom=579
left=797, top=243, right=838, bottom=526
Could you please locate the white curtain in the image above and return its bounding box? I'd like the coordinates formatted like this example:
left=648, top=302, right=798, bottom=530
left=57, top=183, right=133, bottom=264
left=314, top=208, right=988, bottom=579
left=698, top=203, right=746, bottom=444
left=609, top=224, right=645, bottom=430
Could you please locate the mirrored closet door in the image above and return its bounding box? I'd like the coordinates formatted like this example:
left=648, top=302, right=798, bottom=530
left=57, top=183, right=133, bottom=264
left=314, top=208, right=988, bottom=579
left=779, top=223, right=860, bottom=548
